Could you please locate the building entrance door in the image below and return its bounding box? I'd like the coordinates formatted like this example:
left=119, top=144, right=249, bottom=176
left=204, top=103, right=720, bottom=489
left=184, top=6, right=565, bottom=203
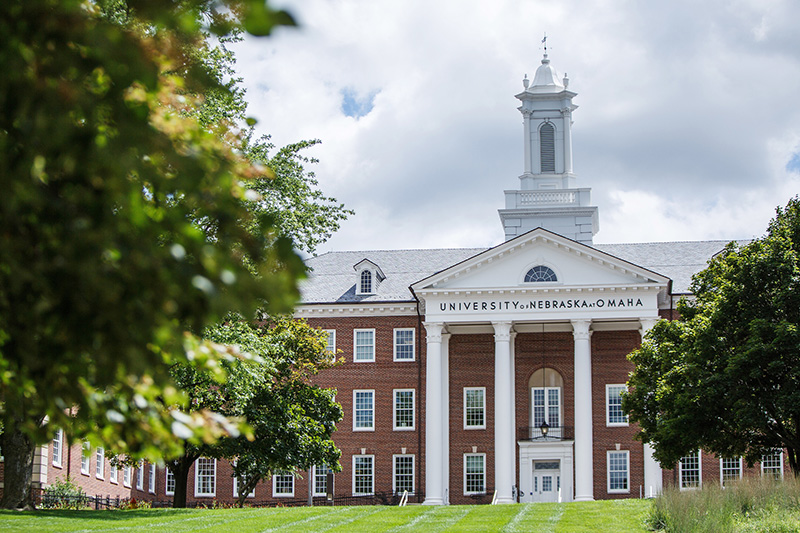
left=531, top=461, right=560, bottom=503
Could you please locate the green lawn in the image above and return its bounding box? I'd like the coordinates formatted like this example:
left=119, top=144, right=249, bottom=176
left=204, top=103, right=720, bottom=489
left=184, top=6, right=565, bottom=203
left=0, top=499, right=651, bottom=532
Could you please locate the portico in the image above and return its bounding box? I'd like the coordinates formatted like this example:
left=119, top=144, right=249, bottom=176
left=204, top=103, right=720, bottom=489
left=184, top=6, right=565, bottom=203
left=413, top=228, right=669, bottom=505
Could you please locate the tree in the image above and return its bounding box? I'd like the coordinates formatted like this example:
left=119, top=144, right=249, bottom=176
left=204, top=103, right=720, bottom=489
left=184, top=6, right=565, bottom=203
left=165, top=317, right=342, bottom=508
left=0, top=0, right=300, bottom=508
left=624, top=197, right=800, bottom=475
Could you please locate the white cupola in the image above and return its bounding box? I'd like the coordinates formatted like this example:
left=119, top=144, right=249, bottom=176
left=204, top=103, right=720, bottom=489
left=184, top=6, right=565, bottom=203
left=499, top=48, right=599, bottom=245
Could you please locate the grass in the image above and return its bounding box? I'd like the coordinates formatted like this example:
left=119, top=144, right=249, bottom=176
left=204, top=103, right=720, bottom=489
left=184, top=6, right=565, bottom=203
left=0, top=499, right=651, bottom=532
left=648, top=476, right=800, bottom=532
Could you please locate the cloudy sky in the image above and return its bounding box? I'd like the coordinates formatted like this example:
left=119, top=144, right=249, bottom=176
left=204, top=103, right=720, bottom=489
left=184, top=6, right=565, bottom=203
left=232, top=0, right=800, bottom=255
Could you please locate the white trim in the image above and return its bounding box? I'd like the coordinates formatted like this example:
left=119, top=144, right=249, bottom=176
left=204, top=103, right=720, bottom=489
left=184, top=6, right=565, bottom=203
left=324, top=329, right=336, bottom=358
left=352, top=455, right=375, bottom=496
left=80, top=442, right=90, bottom=476
left=464, top=387, right=486, bottom=429
left=148, top=463, right=156, bottom=493
left=194, top=457, right=216, bottom=497
left=136, top=463, right=144, bottom=490
left=393, top=389, right=415, bottom=431
left=720, top=457, right=742, bottom=487
left=393, top=454, right=415, bottom=495
left=393, top=328, right=415, bottom=361
left=295, top=303, right=418, bottom=318
left=353, top=389, right=375, bottom=431
left=679, top=451, right=702, bottom=490
left=463, top=453, right=486, bottom=495
left=312, top=465, right=331, bottom=497
left=607, top=450, right=630, bottom=494
left=123, top=465, right=131, bottom=488
left=272, top=472, right=294, bottom=498
left=110, top=467, right=118, bottom=485
left=353, top=329, right=375, bottom=362
left=165, top=468, right=175, bottom=496
left=95, top=447, right=105, bottom=480
left=52, top=429, right=63, bottom=468
left=761, top=450, right=784, bottom=479
left=605, top=384, right=629, bottom=426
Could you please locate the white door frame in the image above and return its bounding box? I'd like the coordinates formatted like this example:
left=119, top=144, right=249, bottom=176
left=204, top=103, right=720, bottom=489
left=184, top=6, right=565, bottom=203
left=518, top=439, right=574, bottom=503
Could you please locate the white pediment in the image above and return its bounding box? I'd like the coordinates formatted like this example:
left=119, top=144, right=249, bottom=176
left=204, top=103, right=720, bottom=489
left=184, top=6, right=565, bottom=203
left=412, top=228, right=668, bottom=292
left=411, top=229, right=670, bottom=323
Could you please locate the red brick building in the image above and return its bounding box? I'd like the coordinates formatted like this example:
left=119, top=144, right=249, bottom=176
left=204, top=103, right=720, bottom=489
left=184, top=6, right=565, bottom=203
left=3, top=51, right=787, bottom=506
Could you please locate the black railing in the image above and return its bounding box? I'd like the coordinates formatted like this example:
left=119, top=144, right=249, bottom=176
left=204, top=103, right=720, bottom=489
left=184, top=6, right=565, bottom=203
left=519, top=425, right=574, bottom=441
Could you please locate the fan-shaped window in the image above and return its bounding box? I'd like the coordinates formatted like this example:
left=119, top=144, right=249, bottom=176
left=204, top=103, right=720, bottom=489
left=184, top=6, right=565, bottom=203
left=540, top=122, right=555, bottom=173
left=525, top=265, right=557, bottom=283
left=360, top=270, right=373, bottom=294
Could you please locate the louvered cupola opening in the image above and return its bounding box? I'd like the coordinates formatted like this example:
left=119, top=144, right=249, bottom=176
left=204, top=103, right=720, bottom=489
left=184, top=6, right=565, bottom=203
left=540, top=122, right=556, bottom=173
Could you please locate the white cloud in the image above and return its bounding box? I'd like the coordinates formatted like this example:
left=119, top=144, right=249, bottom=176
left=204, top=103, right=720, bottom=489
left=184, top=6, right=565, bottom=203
left=233, top=0, right=800, bottom=253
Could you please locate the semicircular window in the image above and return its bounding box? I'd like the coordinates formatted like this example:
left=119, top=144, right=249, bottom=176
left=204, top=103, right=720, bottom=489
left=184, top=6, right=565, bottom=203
left=524, top=265, right=557, bottom=283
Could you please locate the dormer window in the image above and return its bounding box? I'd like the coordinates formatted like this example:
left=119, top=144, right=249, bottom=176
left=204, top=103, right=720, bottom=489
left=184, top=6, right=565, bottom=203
left=354, top=258, right=385, bottom=295
left=525, top=265, right=557, bottom=283
left=360, top=270, right=373, bottom=294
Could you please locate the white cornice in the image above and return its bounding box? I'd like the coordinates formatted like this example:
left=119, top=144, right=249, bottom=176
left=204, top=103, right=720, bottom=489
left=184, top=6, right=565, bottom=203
left=415, top=283, right=667, bottom=298
left=295, top=302, right=418, bottom=318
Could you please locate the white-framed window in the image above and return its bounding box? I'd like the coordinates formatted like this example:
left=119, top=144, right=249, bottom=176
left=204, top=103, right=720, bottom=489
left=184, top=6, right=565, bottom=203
left=95, top=447, right=105, bottom=480
left=464, top=387, right=486, bottom=429
left=80, top=441, right=91, bottom=475
left=148, top=463, right=156, bottom=493
left=273, top=472, right=294, bottom=497
left=762, top=450, right=784, bottom=480
left=110, top=466, right=118, bottom=484
left=606, top=384, right=628, bottom=426
left=123, top=465, right=132, bottom=487
left=393, top=389, right=415, bottom=430
left=352, top=455, right=374, bottom=496
left=233, top=475, right=256, bottom=498
left=607, top=450, right=630, bottom=493
left=165, top=468, right=175, bottom=496
left=393, top=328, right=415, bottom=361
left=720, top=457, right=742, bottom=487
left=194, top=458, right=216, bottom=497
left=359, top=270, right=373, bottom=294
left=679, top=451, right=701, bottom=489
left=314, top=464, right=332, bottom=497
left=353, top=389, right=375, bottom=431
left=532, top=386, right=561, bottom=430
left=136, top=463, right=144, bottom=490
left=354, top=329, right=375, bottom=362
left=464, top=453, right=486, bottom=495
left=393, top=454, right=414, bottom=495
left=52, top=429, right=63, bottom=468
left=324, top=329, right=336, bottom=357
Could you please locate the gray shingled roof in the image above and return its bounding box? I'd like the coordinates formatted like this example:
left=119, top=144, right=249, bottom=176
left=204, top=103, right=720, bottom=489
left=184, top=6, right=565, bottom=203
left=300, top=240, right=748, bottom=304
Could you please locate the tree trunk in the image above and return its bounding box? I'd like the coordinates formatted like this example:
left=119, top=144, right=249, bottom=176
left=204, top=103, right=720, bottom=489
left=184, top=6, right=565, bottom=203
left=0, top=416, right=41, bottom=509
left=236, top=476, right=260, bottom=508
left=169, top=455, right=196, bottom=508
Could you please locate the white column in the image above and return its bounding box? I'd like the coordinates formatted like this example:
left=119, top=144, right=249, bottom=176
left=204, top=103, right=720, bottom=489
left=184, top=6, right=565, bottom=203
left=523, top=109, right=533, bottom=174
left=640, top=317, right=662, bottom=497
left=441, top=332, right=451, bottom=504
left=509, top=330, right=517, bottom=501
left=572, top=319, right=594, bottom=501
left=423, top=322, right=445, bottom=505
left=493, top=321, right=514, bottom=504
left=562, top=107, right=573, bottom=174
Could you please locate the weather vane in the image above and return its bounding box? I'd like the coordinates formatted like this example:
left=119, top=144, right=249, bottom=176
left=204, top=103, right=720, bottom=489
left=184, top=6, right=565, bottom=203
left=542, top=33, right=547, bottom=54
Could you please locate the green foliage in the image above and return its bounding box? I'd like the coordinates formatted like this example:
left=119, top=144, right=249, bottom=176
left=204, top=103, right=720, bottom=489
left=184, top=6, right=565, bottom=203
left=624, top=197, right=800, bottom=473
left=0, top=0, right=301, bottom=466
left=648, top=476, right=800, bottom=532
left=40, top=477, right=88, bottom=510
left=168, top=317, right=342, bottom=506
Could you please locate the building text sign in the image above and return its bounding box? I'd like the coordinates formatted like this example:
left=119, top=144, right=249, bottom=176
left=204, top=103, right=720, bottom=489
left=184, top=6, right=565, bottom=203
left=438, top=297, right=644, bottom=313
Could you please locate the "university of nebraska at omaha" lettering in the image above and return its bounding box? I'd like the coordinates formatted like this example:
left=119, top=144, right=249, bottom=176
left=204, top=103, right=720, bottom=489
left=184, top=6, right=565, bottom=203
left=438, top=298, right=644, bottom=312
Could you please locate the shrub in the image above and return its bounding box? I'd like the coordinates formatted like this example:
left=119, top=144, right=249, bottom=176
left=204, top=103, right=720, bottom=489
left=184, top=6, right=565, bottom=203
left=41, top=477, right=90, bottom=510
